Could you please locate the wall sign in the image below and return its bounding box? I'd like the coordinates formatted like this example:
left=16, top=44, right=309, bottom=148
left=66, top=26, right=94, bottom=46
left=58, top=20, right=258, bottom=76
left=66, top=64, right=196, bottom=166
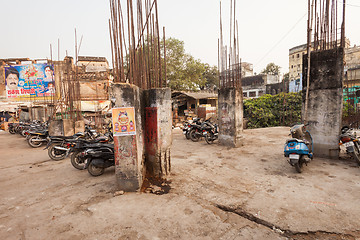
left=112, top=107, right=136, bottom=136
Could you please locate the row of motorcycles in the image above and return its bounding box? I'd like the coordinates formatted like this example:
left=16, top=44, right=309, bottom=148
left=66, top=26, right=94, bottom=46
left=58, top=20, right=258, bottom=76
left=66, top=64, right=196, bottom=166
left=8, top=121, right=114, bottom=177
left=182, top=118, right=219, bottom=144
left=284, top=123, right=360, bottom=173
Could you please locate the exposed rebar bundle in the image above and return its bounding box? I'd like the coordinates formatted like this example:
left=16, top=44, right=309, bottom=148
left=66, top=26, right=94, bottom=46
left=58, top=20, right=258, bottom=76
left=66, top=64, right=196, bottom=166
left=109, top=0, right=166, bottom=89
left=51, top=30, right=82, bottom=122
left=310, top=0, right=346, bottom=51
left=304, top=0, right=346, bottom=124
left=218, top=0, right=242, bottom=89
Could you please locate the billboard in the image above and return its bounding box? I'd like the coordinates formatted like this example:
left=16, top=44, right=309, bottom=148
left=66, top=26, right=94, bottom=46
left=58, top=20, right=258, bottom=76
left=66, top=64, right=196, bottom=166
left=4, top=63, right=55, bottom=100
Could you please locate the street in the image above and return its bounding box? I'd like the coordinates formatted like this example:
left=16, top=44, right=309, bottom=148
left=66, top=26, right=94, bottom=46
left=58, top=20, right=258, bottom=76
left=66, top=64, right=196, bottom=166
left=0, top=127, right=360, bottom=240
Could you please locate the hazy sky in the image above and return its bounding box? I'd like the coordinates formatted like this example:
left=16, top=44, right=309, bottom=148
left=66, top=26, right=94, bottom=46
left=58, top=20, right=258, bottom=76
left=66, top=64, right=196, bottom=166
left=1, top=0, right=359, bottom=75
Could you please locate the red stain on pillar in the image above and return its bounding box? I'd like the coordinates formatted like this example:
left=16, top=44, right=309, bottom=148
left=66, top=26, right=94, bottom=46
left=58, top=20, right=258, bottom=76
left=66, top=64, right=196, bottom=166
left=114, top=135, right=137, bottom=167
left=145, top=107, right=158, bottom=156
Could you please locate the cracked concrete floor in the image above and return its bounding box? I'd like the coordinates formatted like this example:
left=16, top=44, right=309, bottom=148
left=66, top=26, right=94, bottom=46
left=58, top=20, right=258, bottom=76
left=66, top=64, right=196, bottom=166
left=0, top=127, right=360, bottom=240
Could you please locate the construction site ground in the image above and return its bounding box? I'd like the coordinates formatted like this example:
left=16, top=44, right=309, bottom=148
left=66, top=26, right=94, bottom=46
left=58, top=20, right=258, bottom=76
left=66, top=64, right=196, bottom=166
left=0, top=127, right=360, bottom=240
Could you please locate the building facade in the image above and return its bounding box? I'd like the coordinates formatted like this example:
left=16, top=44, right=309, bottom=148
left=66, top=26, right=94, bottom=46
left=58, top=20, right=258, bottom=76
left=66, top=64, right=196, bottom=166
left=289, top=39, right=351, bottom=92
left=242, top=74, right=283, bottom=98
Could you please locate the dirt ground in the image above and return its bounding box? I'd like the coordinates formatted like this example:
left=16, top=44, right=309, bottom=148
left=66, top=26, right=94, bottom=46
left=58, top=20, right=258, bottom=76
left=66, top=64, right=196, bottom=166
left=0, top=127, right=360, bottom=240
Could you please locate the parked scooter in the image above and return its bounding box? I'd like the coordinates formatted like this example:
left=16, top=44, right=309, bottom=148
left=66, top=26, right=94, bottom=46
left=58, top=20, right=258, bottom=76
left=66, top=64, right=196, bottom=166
left=82, top=144, right=114, bottom=176
left=70, top=134, right=111, bottom=170
left=284, top=124, right=313, bottom=173
left=339, top=126, right=360, bottom=165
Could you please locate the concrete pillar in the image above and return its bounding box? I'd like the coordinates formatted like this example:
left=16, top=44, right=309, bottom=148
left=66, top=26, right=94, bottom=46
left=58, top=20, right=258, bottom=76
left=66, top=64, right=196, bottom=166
left=218, top=87, right=244, bottom=148
left=303, top=48, right=344, bottom=159
left=143, top=88, right=172, bottom=180
left=110, top=83, right=145, bottom=192
left=48, top=119, right=64, bottom=136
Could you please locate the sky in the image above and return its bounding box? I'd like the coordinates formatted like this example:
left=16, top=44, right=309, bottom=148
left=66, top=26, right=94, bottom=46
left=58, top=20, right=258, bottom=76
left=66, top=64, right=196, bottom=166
left=1, top=0, right=360, bottom=75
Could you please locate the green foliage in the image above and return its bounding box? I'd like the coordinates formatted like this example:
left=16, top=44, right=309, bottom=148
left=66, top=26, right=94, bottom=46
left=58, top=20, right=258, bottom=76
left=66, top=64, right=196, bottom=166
left=163, top=37, right=218, bottom=91
left=261, top=63, right=281, bottom=75
left=203, top=64, right=219, bottom=90
left=343, top=100, right=356, bottom=118
left=244, top=92, right=302, bottom=128
left=123, top=36, right=218, bottom=91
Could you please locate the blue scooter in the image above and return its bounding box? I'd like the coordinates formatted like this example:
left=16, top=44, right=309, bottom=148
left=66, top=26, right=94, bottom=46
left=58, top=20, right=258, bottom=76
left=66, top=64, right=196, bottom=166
left=284, top=124, right=313, bottom=173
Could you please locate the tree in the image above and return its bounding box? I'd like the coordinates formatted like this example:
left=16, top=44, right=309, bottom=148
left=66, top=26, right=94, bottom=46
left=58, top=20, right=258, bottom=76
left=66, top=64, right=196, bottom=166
left=163, top=37, right=217, bottom=91
left=283, top=72, right=289, bottom=82
left=123, top=36, right=218, bottom=91
left=203, top=64, right=219, bottom=90
left=261, top=63, right=281, bottom=75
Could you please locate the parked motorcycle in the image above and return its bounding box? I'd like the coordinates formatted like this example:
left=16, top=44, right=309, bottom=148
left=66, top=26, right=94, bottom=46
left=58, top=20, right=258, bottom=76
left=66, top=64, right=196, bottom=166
left=189, top=119, right=216, bottom=143
left=44, top=126, right=100, bottom=161
left=27, top=130, right=49, bottom=148
left=82, top=144, right=114, bottom=176
left=284, top=124, right=313, bottom=173
left=8, top=123, right=17, bottom=134
left=183, top=118, right=202, bottom=140
left=339, top=126, right=360, bottom=165
left=204, top=122, right=218, bottom=144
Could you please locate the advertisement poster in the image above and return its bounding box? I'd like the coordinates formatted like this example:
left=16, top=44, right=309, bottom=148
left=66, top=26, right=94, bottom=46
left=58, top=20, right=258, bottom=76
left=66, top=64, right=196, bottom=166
left=4, top=63, right=55, bottom=100
left=112, top=107, right=136, bottom=136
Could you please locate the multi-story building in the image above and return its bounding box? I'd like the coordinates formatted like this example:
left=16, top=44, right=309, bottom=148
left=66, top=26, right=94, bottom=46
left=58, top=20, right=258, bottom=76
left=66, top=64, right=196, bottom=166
left=288, top=39, right=351, bottom=92
left=242, top=74, right=282, bottom=98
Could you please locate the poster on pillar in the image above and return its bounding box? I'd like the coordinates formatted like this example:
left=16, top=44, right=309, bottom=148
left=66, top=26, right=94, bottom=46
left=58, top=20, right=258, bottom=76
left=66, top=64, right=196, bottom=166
left=112, top=107, right=136, bottom=136
left=4, top=64, right=55, bottom=101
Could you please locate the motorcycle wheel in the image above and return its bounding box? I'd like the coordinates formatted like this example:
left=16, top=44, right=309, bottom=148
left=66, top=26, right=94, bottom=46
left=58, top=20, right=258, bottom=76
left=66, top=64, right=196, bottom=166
left=205, top=133, right=214, bottom=144
left=294, top=156, right=304, bottom=173
left=87, top=162, right=105, bottom=176
left=185, top=130, right=191, bottom=140
left=21, top=130, right=27, bottom=138
left=189, top=129, right=200, bottom=142
left=71, top=151, right=85, bottom=170
left=353, top=142, right=360, bottom=166
left=48, top=143, right=67, bottom=161
left=9, top=128, right=15, bottom=134
left=28, top=135, right=43, bottom=148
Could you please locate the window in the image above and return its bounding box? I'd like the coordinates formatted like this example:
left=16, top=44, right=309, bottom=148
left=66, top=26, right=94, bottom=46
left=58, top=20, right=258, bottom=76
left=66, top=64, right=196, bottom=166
left=249, top=91, right=256, bottom=97
left=291, top=65, right=293, bottom=69
left=243, top=92, right=248, bottom=97
left=297, top=54, right=300, bottom=58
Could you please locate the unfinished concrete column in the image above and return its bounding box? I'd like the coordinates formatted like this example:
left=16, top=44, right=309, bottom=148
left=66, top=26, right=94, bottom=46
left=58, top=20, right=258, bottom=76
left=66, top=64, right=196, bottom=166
left=218, top=87, right=243, bottom=148
left=143, top=88, right=172, bottom=180
left=110, top=83, right=145, bottom=192
left=303, top=48, right=344, bottom=159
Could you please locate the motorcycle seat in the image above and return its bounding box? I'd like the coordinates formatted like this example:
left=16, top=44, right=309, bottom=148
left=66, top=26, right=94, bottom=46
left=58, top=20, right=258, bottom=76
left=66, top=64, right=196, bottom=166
left=50, top=135, right=76, bottom=140
left=286, top=138, right=307, bottom=144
